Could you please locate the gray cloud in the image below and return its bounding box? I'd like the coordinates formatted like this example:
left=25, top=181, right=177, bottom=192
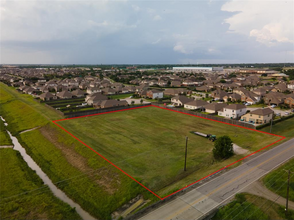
left=1, top=0, right=293, bottom=64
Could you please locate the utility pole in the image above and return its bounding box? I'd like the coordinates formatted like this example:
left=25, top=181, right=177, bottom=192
left=184, top=136, right=188, bottom=171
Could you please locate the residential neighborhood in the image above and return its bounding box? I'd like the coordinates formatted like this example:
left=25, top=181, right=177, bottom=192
left=1, top=65, right=293, bottom=126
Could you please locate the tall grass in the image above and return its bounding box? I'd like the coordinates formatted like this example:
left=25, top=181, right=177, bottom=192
left=0, top=149, right=81, bottom=220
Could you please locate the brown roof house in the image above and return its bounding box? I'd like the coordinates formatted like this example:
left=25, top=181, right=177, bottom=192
left=218, top=104, right=246, bottom=119
left=57, top=90, right=73, bottom=99
left=86, top=94, right=108, bottom=105
left=241, top=108, right=274, bottom=125
left=284, top=94, right=294, bottom=108
left=211, top=89, right=228, bottom=101
left=203, top=103, right=227, bottom=114
left=171, top=95, right=192, bottom=106
left=223, top=93, right=241, bottom=103
left=39, top=92, right=57, bottom=101
left=98, top=100, right=128, bottom=109
left=264, top=92, right=286, bottom=105
left=184, top=100, right=208, bottom=110
left=72, top=89, right=86, bottom=98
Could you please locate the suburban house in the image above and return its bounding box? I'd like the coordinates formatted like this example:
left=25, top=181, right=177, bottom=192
left=264, top=92, right=286, bottom=105
left=218, top=104, right=246, bottom=119
left=97, top=100, right=128, bottom=109
left=204, top=103, right=227, bottom=114
left=223, top=93, right=241, bottom=102
left=284, top=94, right=294, bottom=108
left=39, top=92, right=56, bottom=101
left=211, top=90, right=228, bottom=100
left=71, top=89, right=85, bottom=98
left=171, top=81, right=182, bottom=87
left=56, top=90, right=73, bottom=99
left=241, top=108, right=274, bottom=125
left=184, top=100, right=208, bottom=110
left=171, top=95, right=192, bottom=106
left=86, top=87, right=101, bottom=95
left=164, top=88, right=187, bottom=96
left=86, top=94, right=108, bottom=105
left=146, top=90, right=164, bottom=99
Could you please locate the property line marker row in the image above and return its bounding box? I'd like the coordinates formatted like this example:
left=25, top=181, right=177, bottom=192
left=52, top=105, right=285, bottom=200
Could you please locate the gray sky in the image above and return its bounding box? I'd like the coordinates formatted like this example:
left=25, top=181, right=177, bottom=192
left=1, top=0, right=293, bottom=64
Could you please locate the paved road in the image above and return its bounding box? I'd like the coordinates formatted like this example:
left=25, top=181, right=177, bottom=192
left=139, top=138, right=294, bottom=220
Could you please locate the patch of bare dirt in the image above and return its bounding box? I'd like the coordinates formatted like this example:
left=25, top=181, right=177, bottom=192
left=39, top=125, right=120, bottom=194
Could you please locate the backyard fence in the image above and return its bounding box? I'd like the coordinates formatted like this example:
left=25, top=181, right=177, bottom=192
left=63, top=103, right=152, bottom=118
left=151, top=104, right=256, bottom=130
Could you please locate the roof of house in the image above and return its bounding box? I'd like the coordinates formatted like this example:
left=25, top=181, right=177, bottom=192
left=171, top=95, right=191, bottom=104
left=40, top=92, right=54, bottom=98
left=204, top=103, right=227, bottom=111
left=225, top=104, right=246, bottom=110
left=185, top=100, right=208, bottom=107
left=249, top=108, right=274, bottom=116
left=57, top=90, right=72, bottom=98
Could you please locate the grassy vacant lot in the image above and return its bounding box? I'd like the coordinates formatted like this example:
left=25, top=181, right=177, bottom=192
left=213, top=193, right=294, bottom=220
left=263, top=158, right=294, bottom=202
left=58, top=106, right=280, bottom=196
left=0, top=84, right=156, bottom=219
left=0, top=120, right=12, bottom=146
left=0, top=149, right=81, bottom=220
left=261, top=117, right=294, bottom=139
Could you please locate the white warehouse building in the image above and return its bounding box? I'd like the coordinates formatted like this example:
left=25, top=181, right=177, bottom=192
left=173, top=67, right=223, bottom=73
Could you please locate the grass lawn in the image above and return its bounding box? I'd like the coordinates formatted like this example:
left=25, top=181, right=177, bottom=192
left=0, top=83, right=156, bottom=219
left=263, top=158, right=294, bottom=202
left=261, top=117, right=294, bottom=139
left=57, top=106, right=280, bottom=196
left=0, top=83, right=62, bottom=134
left=0, top=149, right=81, bottom=220
left=0, top=120, right=12, bottom=146
left=109, top=93, right=133, bottom=99
left=213, top=193, right=294, bottom=220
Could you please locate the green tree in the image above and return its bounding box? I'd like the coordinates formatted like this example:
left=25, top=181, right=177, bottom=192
left=213, top=135, right=234, bottom=160
left=140, top=99, right=143, bottom=104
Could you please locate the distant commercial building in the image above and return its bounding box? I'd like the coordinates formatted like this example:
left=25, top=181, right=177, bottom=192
left=173, top=67, right=223, bottom=73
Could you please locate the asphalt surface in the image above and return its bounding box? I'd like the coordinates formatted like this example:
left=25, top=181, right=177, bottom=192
left=139, top=138, right=294, bottom=220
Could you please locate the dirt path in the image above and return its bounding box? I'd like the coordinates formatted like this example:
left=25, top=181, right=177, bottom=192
left=241, top=181, right=294, bottom=210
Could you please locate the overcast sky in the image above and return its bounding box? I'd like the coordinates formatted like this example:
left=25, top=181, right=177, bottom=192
left=1, top=0, right=293, bottom=64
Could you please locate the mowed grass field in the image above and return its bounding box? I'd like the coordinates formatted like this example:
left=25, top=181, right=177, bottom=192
left=0, top=149, right=81, bottom=220
left=0, top=83, right=157, bottom=219
left=58, top=106, right=281, bottom=196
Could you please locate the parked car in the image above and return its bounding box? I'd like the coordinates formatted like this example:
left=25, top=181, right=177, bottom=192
left=285, top=112, right=290, bottom=115
left=245, top=103, right=251, bottom=106
left=271, top=104, right=276, bottom=108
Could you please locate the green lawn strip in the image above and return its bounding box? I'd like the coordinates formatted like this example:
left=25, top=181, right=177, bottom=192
left=262, top=158, right=294, bottom=202
left=58, top=107, right=279, bottom=197
left=18, top=124, right=157, bottom=219
left=0, top=99, right=48, bottom=135
left=109, top=93, right=133, bottom=99
left=261, top=117, right=294, bottom=139
left=0, top=149, right=81, bottom=220
left=213, top=193, right=294, bottom=220
left=0, top=83, right=63, bottom=123
left=0, top=120, right=12, bottom=146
